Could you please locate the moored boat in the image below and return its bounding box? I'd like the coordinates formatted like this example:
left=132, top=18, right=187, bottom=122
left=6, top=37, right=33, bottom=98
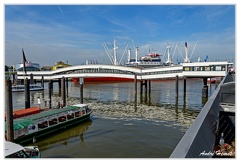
left=5, top=104, right=92, bottom=145
left=12, top=84, right=44, bottom=92
left=5, top=140, right=40, bottom=158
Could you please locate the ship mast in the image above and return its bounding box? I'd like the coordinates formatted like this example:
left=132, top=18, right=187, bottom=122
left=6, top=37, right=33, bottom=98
left=127, top=49, right=131, bottom=63
left=184, top=42, right=190, bottom=63
left=166, top=45, right=172, bottom=64
left=135, top=47, right=138, bottom=63
left=113, top=39, right=118, bottom=65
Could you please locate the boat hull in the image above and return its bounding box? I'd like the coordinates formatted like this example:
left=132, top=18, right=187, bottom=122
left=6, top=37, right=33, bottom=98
left=14, top=113, right=92, bottom=145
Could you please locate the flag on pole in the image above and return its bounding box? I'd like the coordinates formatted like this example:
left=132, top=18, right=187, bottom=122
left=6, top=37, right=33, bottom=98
left=22, top=48, right=27, bottom=74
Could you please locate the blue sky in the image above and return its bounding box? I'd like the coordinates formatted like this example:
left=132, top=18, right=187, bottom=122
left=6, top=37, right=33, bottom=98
left=4, top=4, right=235, bottom=67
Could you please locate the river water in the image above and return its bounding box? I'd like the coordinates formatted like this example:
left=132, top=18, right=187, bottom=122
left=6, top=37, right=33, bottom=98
left=11, top=78, right=217, bottom=158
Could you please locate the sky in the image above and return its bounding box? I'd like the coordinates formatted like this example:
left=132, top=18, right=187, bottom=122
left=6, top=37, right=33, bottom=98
left=4, top=2, right=236, bottom=67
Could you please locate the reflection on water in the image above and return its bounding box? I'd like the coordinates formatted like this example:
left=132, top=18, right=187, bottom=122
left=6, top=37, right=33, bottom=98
left=29, top=120, right=92, bottom=150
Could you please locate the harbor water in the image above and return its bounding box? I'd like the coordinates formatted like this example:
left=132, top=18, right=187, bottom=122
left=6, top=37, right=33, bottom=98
left=11, top=78, right=217, bottom=158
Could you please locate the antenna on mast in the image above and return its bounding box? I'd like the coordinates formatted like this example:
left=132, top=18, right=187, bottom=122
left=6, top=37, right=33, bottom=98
left=184, top=42, right=190, bottom=63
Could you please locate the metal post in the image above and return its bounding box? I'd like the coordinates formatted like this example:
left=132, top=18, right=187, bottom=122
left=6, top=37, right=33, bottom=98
left=61, top=77, right=66, bottom=107
left=24, top=78, right=30, bottom=108
left=5, top=79, right=14, bottom=142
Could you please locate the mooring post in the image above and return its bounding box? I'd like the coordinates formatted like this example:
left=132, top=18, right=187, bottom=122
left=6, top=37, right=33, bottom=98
left=48, top=80, right=52, bottom=109
left=41, top=75, right=44, bottom=88
left=140, top=80, right=143, bottom=94
left=202, top=77, right=208, bottom=98
left=66, top=77, right=68, bottom=95
left=134, top=74, right=137, bottom=111
left=24, top=78, right=30, bottom=109
left=144, top=80, right=147, bottom=93
left=5, top=79, right=14, bottom=142
left=175, top=75, right=179, bottom=99
left=134, top=74, right=137, bottom=95
left=61, top=77, right=66, bottom=107
left=12, top=74, right=15, bottom=84
left=183, top=77, right=186, bottom=98
left=148, top=80, right=151, bottom=94
left=58, top=79, right=61, bottom=94
left=30, top=73, right=34, bottom=84
left=79, top=77, right=84, bottom=104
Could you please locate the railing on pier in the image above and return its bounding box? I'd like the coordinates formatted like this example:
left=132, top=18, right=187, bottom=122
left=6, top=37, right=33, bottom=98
left=170, top=73, right=235, bottom=158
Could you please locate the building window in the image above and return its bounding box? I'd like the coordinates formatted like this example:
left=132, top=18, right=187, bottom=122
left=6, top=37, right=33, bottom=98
left=205, top=66, right=210, bottom=71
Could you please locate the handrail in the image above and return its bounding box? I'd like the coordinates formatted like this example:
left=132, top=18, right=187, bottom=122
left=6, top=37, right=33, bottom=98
left=170, top=73, right=235, bottom=158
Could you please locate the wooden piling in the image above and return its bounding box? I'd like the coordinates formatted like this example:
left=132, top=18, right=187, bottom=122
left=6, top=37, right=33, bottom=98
left=24, top=78, right=30, bottom=109
left=61, top=77, right=66, bottom=107
left=5, top=79, right=14, bottom=142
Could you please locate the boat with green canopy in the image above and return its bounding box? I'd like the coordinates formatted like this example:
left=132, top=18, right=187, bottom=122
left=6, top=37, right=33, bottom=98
left=5, top=104, right=92, bottom=145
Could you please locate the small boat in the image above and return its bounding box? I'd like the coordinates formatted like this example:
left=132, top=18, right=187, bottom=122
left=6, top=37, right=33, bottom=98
left=12, top=84, right=44, bottom=92
left=6, top=104, right=92, bottom=145
left=5, top=140, right=40, bottom=158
